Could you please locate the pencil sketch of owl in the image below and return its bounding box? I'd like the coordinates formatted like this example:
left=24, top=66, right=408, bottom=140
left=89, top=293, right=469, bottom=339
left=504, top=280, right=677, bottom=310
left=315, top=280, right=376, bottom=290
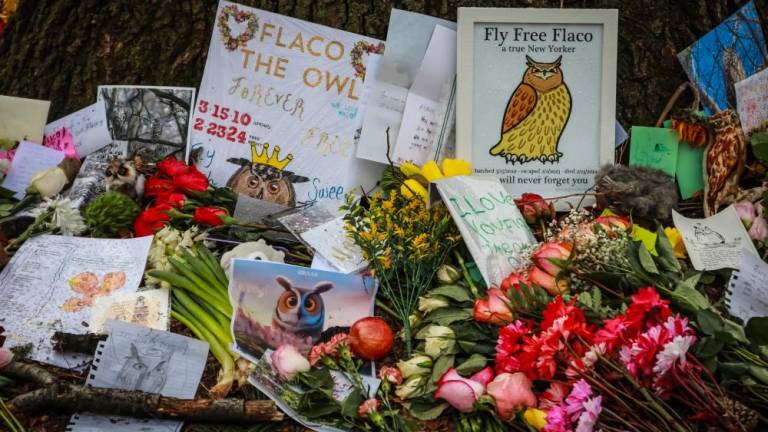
left=104, top=158, right=145, bottom=199
left=271, top=276, right=333, bottom=343
left=116, top=343, right=148, bottom=391
left=490, top=55, right=572, bottom=164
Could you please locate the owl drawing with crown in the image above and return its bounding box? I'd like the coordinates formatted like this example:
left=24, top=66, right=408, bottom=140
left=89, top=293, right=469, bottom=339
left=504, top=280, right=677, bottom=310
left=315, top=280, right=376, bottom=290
left=227, top=143, right=310, bottom=207
left=490, top=55, right=572, bottom=164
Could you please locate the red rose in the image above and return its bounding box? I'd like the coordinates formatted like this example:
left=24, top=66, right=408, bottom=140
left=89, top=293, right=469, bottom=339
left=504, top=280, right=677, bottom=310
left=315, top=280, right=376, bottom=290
left=193, top=207, right=228, bottom=226
left=514, top=193, right=554, bottom=224
left=174, top=166, right=209, bottom=192
left=144, top=176, right=176, bottom=197
left=156, top=156, right=190, bottom=177
left=155, top=192, right=186, bottom=208
left=134, top=204, right=172, bottom=236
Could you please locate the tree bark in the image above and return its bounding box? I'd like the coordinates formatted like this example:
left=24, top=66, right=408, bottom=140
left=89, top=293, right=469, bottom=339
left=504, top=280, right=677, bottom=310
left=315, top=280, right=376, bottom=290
left=0, top=0, right=764, bottom=127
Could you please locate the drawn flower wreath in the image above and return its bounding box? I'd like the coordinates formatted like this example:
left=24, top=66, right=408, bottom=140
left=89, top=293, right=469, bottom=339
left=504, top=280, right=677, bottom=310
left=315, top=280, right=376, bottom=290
left=350, top=41, right=385, bottom=80
left=218, top=5, right=260, bottom=52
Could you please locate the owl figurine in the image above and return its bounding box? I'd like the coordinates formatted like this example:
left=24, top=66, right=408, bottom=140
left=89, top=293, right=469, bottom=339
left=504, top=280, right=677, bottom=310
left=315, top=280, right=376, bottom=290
left=105, top=158, right=146, bottom=199
left=490, top=55, right=572, bottom=164
left=271, top=276, right=333, bottom=343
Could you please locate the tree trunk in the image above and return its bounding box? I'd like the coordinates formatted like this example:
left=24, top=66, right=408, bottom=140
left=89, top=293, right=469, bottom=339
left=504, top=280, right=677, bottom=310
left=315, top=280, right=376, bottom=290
left=0, top=0, right=764, bottom=127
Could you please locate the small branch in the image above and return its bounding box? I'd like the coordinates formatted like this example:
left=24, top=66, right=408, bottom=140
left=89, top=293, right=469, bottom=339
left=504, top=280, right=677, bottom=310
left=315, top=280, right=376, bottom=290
left=2, top=361, right=57, bottom=387
left=8, top=382, right=282, bottom=422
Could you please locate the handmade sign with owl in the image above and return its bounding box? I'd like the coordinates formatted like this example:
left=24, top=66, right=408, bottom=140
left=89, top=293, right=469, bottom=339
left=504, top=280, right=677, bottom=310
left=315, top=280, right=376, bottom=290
left=226, top=143, right=309, bottom=207
left=271, top=275, right=333, bottom=343
left=491, top=55, right=572, bottom=164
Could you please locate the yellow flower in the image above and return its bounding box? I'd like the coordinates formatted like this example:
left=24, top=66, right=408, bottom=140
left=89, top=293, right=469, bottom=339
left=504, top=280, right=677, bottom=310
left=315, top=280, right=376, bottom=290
left=664, top=227, right=687, bottom=258
left=410, top=233, right=427, bottom=248
left=400, top=179, right=427, bottom=201
left=420, top=161, right=444, bottom=183
left=441, top=158, right=472, bottom=177
left=523, top=408, right=547, bottom=430
left=399, top=162, right=423, bottom=178
left=377, top=254, right=392, bottom=270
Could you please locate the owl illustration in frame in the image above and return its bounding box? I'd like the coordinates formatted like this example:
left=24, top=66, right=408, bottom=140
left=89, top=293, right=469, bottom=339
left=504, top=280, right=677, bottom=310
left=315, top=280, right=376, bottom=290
left=490, top=55, right=572, bottom=164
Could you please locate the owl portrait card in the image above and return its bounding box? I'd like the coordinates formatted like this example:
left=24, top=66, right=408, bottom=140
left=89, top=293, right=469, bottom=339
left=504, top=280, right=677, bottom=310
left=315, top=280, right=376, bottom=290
left=456, top=8, right=617, bottom=209
left=228, top=259, right=376, bottom=361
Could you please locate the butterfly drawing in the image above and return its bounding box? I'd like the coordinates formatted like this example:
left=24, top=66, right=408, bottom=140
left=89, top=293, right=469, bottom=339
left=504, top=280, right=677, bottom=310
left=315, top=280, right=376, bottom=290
left=61, top=271, right=127, bottom=312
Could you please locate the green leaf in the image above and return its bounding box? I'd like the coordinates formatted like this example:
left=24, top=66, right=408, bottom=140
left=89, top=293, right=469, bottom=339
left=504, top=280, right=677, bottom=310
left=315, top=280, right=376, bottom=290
left=722, top=319, right=748, bottom=344
left=719, top=362, right=749, bottom=378
left=303, top=403, right=341, bottom=419
left=655, top=226, right=681, bottom=272
left=746, top=317, right=768, bottom=346
left=455, top=354, right=488, bottom=375
left=750, top=132, right=768, bottom=162
left=304, top=368, right=335, bottom=389
left=457, top=340, right=496, bottom=355
left=749, top=364, right=768, bottom=385
left=340, top=387, right=364, bottom=418
left=425, top=308, right=473, bottom=326
left=670, top=273, right=710, bottom=311
left=696, top=309, right=724, bottom=336
left=637, top=242, right=659, bottom=274
left=404, top=400, right=449, bottom=421
left=431, top=355, right=455, bottom=384
left=430, top=285, right=471, bottom=303
left=694, top=336, right=724, bottom=358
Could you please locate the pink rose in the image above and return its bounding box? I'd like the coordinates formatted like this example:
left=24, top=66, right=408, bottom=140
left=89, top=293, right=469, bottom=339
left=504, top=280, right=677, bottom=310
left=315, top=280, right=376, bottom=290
left=473, top=288, right=513, bottom=325
left=748, top=216, right=768, bottom=241
left=486, top=372, right=537, bottom=419
left=735, top=201, right=757, bottom=229
left=529, top=266, right=569, bottom=296
left=434, top=368, right=488, bottom=413
left=531, top=241, right=572, bottom=276
left=271, top=344, right=310, bottom=381
left=0, top=347, right=13, bottom=369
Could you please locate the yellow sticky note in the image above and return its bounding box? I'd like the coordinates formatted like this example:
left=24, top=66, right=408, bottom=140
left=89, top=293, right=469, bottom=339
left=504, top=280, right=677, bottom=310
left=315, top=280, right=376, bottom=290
left=0, top=95, right=51, bottom=144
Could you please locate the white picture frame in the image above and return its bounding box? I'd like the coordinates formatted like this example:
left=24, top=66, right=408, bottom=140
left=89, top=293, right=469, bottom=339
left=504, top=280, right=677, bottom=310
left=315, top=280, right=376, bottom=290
left=456, top=8, right=618, bottom=209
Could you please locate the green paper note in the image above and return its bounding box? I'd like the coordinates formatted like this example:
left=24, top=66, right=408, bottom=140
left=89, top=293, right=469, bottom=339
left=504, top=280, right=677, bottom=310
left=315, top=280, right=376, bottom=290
left=663, top=119, right=705, bottom=199
left=629, top=126, right=679, bottom=177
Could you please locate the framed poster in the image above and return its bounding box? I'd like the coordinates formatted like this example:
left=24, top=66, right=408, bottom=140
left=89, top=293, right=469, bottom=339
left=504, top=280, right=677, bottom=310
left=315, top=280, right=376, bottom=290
left=457, top=8, right=617, bottom=209
left=192, top=1, right=384, bottom=209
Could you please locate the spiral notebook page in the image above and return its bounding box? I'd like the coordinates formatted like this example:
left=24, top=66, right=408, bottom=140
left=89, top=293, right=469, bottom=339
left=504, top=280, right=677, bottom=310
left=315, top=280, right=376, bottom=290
left=726, top=249, right=768, bottom=323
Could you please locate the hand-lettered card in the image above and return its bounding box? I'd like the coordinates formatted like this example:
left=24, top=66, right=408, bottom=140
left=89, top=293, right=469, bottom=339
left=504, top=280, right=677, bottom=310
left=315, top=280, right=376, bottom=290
left=44, top=101, right=111, bottom=158
left=431, top=176, right=536, bottom=288
left=192, top=1, right=384, bottom=208
left=229, top=259, right=376, bottom=359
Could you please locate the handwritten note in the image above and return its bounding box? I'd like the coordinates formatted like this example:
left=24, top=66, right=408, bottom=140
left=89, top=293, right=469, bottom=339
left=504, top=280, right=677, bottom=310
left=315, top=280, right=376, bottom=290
left=629, top=126, right=679, bottom=177
left=735, top=68, right=768, bottom=135
left=393, top=25, right=457, bottom=165
left=301, top=216, right=368, bottom=273
left=432, top=176, right=536, bottom=287
left=43, top=127, right=78, bottom=158
left=45, top=101, right=111, bottom=158
left=727, top=250, right=768, bottom=323
left=356, top=9, right=456, bottom=164
left=672, top=206, right=759, bottom=270
left=1, top=141, right=65, bottom=199
left=0, top=235, right=152, bottom=369
left=0, top=95, right=50, bottom=144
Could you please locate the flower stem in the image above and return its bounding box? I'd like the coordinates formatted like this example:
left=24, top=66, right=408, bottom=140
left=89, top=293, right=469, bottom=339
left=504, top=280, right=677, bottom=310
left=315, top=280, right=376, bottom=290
left=454, top=251, right=479, bottom=298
